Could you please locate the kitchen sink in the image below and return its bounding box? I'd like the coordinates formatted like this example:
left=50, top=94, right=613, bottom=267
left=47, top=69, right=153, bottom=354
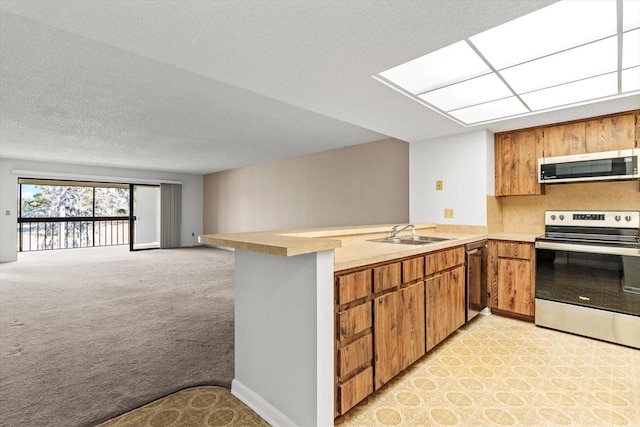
left=368, top=235, right=452, bottom=245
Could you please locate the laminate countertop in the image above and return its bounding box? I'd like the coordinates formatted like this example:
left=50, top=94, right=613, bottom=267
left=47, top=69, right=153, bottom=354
left=200, top=224, right=493, bottom=271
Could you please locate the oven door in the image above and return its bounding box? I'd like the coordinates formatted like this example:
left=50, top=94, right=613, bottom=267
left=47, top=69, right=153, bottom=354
left=535, top=240, right=640, bottom=349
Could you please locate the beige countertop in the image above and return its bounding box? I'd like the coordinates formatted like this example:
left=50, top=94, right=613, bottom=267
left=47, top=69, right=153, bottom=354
left=200, top=224, right=490, bottom=271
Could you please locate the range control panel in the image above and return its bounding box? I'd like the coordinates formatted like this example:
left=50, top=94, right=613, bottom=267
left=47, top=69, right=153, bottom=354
left=545, top=211, right=640, bottom=228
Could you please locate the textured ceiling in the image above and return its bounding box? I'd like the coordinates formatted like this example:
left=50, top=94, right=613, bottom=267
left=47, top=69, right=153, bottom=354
left=1, top=0, right=638, bottom=174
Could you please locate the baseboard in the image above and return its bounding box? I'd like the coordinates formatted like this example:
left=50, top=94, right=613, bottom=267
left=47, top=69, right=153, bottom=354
left=231, top=379, right=297, bottom=427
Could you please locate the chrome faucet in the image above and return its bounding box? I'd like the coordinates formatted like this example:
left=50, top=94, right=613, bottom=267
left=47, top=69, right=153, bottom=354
left=390, top=224, right=416, bottom=238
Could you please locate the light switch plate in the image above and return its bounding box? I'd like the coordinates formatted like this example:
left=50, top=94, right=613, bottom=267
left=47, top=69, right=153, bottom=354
left=436, top=180, right=443, bottom=191
left=444, top=208, right=454, bottom=218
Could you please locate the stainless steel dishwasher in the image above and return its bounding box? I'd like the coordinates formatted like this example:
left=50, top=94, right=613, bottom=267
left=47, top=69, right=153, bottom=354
left=466, top=240, right=487, bottom=322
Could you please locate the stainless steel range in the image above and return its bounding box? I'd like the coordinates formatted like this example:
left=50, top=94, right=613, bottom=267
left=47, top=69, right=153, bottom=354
left=535, top=210, right=640, bottom=349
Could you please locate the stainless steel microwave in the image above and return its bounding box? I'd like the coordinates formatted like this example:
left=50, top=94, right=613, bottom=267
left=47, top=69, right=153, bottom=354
left=538, top=149, right=639, bottom=184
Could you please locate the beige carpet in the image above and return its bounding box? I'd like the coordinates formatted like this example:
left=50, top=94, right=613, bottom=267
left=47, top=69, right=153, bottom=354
left=0, top=246, right=236, bottom=427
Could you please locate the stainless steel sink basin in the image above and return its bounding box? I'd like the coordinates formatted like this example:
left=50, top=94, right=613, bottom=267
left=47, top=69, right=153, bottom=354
left=368, top=235, right=452, bottom=245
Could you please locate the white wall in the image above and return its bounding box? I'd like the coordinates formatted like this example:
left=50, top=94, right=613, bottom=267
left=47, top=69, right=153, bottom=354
left=0, top=158, right=203, bottom=262
left=410, top=130, right=494, bottom=225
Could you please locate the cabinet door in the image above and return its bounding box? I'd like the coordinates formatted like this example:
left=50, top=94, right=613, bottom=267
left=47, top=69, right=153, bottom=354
left=496, top=258, right=534, bottom=316
left=585, top=113, right=636, bottom=152
left=495, top=130, right=543, bottom=196
left=510, top=129, right=543, bottom=195
left=426, top=266, right=465, bottom=351
left=400, top=281, right=425, bottom=369
left=374, top=291, right=401, bottom=389
left=543, top=122, right=586, bottom=157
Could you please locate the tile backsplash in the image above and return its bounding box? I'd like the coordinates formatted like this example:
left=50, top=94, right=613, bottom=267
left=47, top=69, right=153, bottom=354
left=492, top=180, right=640, bottom=233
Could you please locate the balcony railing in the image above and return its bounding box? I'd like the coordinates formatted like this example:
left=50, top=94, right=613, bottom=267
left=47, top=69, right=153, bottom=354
left=18, top=216, right=130, bottom=252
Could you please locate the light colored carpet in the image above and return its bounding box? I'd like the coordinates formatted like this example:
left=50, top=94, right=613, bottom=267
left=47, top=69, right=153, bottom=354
left=0, top=246, right=236, bottom=427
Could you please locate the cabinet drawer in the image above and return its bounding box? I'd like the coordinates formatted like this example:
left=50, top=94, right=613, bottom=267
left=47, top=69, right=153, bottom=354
left=336, top=270, right=372, bottom=305
left=373, top=262, right=401, bottom=293
left=337, top=334, right=373, bottom=380
left=425, top=247, right=465, bottom=276
left=338, top=366, right=374, bottom=415
left=402, top=256, right=424, bottom=284
left=496, top=241, right=532, bottom=260
left=337, top=303, right=372, bottom=341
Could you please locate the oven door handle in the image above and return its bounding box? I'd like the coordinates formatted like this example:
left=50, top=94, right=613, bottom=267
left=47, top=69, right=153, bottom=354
left=535, top=240, right=640, bottom=257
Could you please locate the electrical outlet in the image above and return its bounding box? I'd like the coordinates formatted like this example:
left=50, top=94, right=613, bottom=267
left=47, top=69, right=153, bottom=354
left=192, top=232, right=195, bottom=237
left=444, top=208, right=454, bottom=218
left=4, top=210, right=10, bottom=216
left=435, top=180, right=443, bottom=191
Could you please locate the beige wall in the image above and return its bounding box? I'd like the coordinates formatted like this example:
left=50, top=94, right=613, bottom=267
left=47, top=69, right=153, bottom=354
left=495, top=180, right=640, bottom=234
left=203, top=138, right=409, bottom=233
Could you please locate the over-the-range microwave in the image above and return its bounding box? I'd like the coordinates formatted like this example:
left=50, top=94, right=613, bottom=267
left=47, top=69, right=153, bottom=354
left=538, top=148, right=639, bottom=184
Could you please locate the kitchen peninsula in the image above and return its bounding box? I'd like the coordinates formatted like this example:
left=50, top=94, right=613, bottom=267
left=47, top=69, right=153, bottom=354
left=199, top=224, right=486, bottom=427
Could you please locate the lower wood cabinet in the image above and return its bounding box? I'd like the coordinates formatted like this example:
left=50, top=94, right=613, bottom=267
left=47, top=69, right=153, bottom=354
left=335, top=246, right=465, bottom=418
left=426, top=266, right=465, bottom=351
left=373, top=280, right=426, bottom=389
left=337, top=366, right=373, bottom=416
left=400, top=281, right=425, bottom=368
left=373, top=291, right=401, bottom=388
left=488, top=240, right=535, bottom=319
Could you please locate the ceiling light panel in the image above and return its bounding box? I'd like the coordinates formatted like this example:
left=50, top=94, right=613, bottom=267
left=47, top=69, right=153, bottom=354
left=623, top=29, right=640, bottom=69
left=623, top=0, right=640, bottom=31
left=622, top=66, right=640, bottom=92
left=379, top=41, right=490, bottom=95
left=469, top=0, right=617, bottom=69
left=499, top=36, right=618, bottom=93
left=448, top=97, right=529, bottom=124
left=418, top=73, right=512, bottom=112
left=521, top=73, right=618, bottom=111
left=374, top=0, right=639, bottom=126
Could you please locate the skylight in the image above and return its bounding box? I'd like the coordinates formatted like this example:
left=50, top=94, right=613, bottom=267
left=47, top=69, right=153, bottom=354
left=374, top=0, right=640, bottom=126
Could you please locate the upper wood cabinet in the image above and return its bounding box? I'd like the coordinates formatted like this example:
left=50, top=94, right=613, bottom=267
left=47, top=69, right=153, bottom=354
left=542, top=121, right=585, bottom=157
left=543, top=112, right=637, bottom=156
left=495, top=110, right=638, bottom=196
left=584, top=113, right=636, bottom=153
left=495, top=128, right=544, bottom=196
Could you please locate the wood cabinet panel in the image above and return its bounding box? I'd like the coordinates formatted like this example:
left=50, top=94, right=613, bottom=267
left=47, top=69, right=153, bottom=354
left=425, top=247, right=465, bottom=276
left=337, top=303, right=371, bottom=341
left=373, top=262, right=401, bottom=293
left=495, top=133, right=512, bottom=196
left=338, top=366, right=374, bottom=415
left=337, top=334, right=372, bottom=380
left=426, top=266, right=465, bottom=351
left=496, top=258, right=534, bottom=316
left=488, top=240, right=535, bottom=319
left=400, top=281, right=425, bottom=369
left=374, top=292, right=401, bottom=389
left=543, top=122, right=586, bottom=157
left=636, top=111, right=639, bottom=148
left=585, top=113, right=636, bottom=152
left=402, top=256, right=424, bottom=284
left=496, top=241, right=532, bottom=260
left=495, top=129, right=543, bottom=196
left=511, top=128, right=544, bottom=195
left=336, top=270, right=371, bottom=306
